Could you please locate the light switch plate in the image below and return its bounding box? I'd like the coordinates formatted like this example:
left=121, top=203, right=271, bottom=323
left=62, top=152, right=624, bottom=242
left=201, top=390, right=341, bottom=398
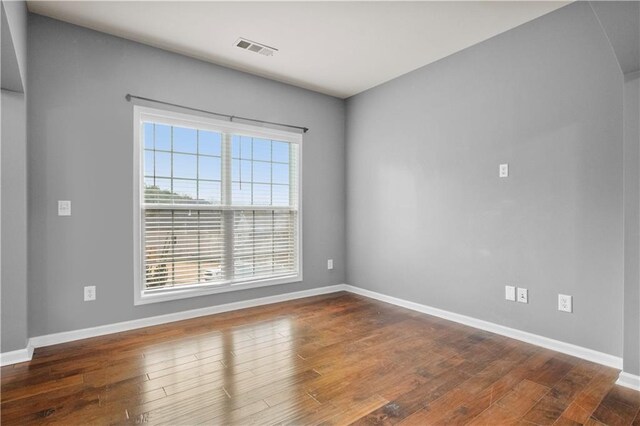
left=499, top=164, right=509, bottom=178
left=505, top=285, right=516, bottom=301
left=327, top=259, right=334, bottom=270
left=58, top=200, right=71, bottom=216
left=517, top=288, right=528, bottom=304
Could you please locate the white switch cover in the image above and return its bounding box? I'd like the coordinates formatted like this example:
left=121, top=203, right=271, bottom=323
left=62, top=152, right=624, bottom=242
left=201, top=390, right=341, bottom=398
left=517, top=288, right=528, bottom=303
left=327, top=259, right=334, bottom=270
left=499, top=164, right=509, bottom=178
left=84, top=286, right=96, bottom=301
left=505, top=285, right=516, bottom=301
left=58, top=200, right=71, bottom=216
left=558, top=294, right=572, bottom=313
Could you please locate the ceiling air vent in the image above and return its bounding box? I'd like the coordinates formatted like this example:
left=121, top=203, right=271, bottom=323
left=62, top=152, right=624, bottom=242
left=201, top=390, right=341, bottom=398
left=235, top=38, right=278, bottom=57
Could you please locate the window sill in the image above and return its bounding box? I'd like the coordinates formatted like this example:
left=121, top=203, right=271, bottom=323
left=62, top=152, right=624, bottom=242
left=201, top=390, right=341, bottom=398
left=134, top=274, right=303, bottom=305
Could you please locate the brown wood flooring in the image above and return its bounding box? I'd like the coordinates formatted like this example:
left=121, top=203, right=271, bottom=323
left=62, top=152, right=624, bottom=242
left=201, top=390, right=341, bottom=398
left=1, top=292, right=639, bottom=425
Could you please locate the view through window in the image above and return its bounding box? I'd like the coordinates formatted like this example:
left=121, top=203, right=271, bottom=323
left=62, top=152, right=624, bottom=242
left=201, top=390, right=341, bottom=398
left=135, top=107, right=301, bottom=303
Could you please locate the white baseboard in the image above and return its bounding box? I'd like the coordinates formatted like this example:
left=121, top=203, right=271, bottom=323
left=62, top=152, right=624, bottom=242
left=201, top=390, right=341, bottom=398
left=0, top=283, right=625, bottom=372
left=617, top=372, right=640, bottom=391
left=0, top=344, right=33, bottom=367
left=343, top=285, right=623, bottom=370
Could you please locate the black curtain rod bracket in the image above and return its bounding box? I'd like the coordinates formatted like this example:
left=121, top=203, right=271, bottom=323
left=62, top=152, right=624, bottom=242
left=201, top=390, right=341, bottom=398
left=125, top=94, right=309, bottom=133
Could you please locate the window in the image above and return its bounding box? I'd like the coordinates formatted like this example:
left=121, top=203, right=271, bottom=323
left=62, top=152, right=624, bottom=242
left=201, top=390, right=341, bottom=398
left=133, top=106, right=301, bottom=304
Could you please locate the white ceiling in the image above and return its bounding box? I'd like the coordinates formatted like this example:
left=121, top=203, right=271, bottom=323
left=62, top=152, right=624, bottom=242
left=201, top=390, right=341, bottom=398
left=27, top=1, right=569, bottom=99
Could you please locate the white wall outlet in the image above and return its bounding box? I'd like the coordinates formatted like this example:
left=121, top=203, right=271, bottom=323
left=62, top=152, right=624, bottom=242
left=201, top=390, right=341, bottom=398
left=517, top=287, right=528, bottom=303
left=558, top=294, right=572, bottom=313
left=505, top=285, right=516, bottom=301
left=327, top=259, right=334, bottom=270
left=499, top=163, right=509, bottom=178
left=84, top=286, right=96, bottom=301
left=58, top=200, right=71, bottom=216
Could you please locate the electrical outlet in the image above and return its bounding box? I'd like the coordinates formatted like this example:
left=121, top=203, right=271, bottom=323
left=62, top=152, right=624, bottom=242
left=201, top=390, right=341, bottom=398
left=499, top=164, right=509, bottom=178
left=505, top=285, right=516, bottom=301
left=84, top=286, right=96, bottom=301
left=58, top=200, right=71, bottom=216
left=327, top=259, right=334, bottom=270
left=558, top=294, right=572, bottom=313
left=517, top=288, right=528, bottom=304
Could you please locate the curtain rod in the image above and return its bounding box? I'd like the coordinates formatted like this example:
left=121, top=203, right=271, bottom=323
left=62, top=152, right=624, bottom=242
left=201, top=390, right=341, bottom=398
left=125, top=94, right=309, bottom=133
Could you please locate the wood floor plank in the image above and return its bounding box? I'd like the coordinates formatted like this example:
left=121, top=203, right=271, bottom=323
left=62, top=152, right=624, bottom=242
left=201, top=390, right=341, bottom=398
left=351, top=359, right=477, bottom=425
left=243, top=392, right=322, bottom=425
left=554, top=366, right=620, bottom=424
left=463, top=379, right=550, bottom=425
left=591, top=385, right=640, bottom=426
left=522, top=360, right=601, bottom=425
left=322, top=394, right=389, bottom=426
left=1, top=292, right=636, bottom=425
left=1, top=373, right=84, bottom=403
left=402, top=358, right=523, bottom=424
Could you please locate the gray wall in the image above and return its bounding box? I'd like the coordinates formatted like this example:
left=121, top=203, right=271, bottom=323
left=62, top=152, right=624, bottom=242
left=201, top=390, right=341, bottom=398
left=27, top=15, right=345, bottom=337
left=590, top=1, right=639, bottom=76
left=624, top=72, right=640, bottom=374
left=346, top=2, right=624, bottom=356
left=592, top=0, right=640, bottom=377
left=1, top=0, right=29, bottom=353
left=1, top=91, right=28, bottom=352
left=1, top=0, right=27, bottom=92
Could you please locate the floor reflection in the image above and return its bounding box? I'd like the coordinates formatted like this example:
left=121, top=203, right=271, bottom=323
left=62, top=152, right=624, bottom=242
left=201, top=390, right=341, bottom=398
left=135, top=316, right=300, bottom=423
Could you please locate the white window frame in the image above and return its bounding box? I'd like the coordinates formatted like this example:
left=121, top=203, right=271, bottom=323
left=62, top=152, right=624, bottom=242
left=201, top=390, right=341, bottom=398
left=133, top=106, right=303, bottom=305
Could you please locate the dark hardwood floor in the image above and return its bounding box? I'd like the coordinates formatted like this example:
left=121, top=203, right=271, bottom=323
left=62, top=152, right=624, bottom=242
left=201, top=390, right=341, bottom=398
left=1, top=292, right=639, bottom=425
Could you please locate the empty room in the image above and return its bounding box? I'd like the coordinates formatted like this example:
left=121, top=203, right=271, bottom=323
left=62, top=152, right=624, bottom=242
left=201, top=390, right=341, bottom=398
left=2, top=0, right=640, bottom=424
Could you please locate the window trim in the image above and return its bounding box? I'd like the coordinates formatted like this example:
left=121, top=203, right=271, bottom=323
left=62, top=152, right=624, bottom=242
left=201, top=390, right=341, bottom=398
left=133, top=106, right=303, bottom=305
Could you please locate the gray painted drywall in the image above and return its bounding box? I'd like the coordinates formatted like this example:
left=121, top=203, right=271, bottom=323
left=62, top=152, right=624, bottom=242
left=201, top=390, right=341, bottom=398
left=346, top=2, right=624, bottom=356
left=1, top=0, right=27, bottom=91
left=593, top=0, right=640, bottom=375
left=590, top=1, right=640, bottom=76
left=27, top=14, right=345, bottom=337
left=2, top=3, right=23, bottom=92
left=1, top=0, right=28, bottom=353
left=624, top=73, right=640, bottom=374
left=1, top=90, right=29, bottom=352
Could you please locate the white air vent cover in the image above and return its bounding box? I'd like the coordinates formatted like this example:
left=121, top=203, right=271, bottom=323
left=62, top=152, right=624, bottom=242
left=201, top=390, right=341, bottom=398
left=235, top=38, right=278, bottom=57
